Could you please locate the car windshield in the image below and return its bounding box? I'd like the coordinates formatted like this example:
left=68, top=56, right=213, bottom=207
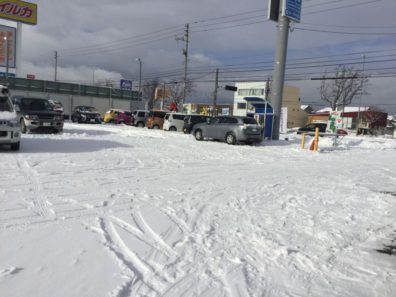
left=0, top=96, right=13, bottom=112
left=80, top=106, right=96, bottom=112
left=242, top=117, right=258, bottom=125
left=22, top=98, right=53, bottom=111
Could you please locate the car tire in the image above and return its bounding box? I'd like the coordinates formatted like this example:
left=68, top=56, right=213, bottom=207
left=225, top=132, right=236, bottom=145
left=137, top=122, right=145, bottom=128
left=153, top=125, right=160, bottom=129
left=71, top=116, right=77, bottom=123
left=20, top=119, right=27, bottom=134
left=195, top=129, right=203, bottom=141
left=11, top=141, right=20, bottom=151
left=169, top=126, right=177, bottom=132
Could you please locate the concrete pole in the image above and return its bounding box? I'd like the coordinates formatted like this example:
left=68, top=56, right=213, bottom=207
left=181, top=24, right=189, bottom=109
left=212, top=68, right=219, bottom=116
left=271, top=13, right=290, bottom=140
left=136, top=58, right=142, bottom=107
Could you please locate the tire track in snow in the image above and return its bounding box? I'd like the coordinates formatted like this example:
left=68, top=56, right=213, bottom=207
left=16, top=156, right=55, bottom=219
left=92, top=217, right=170, bottom=295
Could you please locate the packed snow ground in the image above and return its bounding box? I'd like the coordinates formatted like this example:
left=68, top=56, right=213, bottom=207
left=1, top=123, right=396, bottom=297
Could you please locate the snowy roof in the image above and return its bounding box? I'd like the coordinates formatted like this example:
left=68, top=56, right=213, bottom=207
left=316, top=106, right=370, bottom=113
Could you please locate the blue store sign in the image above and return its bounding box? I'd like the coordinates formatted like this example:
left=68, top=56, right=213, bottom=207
left=120, top=79, right=132, bottom=90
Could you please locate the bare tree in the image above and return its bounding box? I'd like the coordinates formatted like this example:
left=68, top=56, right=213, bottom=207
left=320, top=65, right=368, bottom=110
left=166, top=79, right=194, bottom=111
left=142, top=78, right=160, bottom=110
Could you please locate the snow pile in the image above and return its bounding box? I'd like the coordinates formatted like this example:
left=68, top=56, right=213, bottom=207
left=0, top=123, right=395, bottom=297
left=0, top=111, right=17, bottom=120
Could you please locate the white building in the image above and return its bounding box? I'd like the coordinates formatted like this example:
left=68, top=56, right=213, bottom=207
left=233, top=82, right=269, bottom=116
left=232, top=81, right=307, bottom=128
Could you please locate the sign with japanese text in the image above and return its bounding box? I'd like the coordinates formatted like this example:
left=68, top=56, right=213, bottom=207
left=0, top=25, right=16, bottom=68
left=282, top=0, right=302, bottom=23
left=0, top=0, right=37, bottom=25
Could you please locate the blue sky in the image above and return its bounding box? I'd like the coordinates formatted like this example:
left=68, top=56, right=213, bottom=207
left=1, top=0, right=396, bottom=114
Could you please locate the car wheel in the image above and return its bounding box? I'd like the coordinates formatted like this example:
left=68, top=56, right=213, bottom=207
left=225, top=132, right=236, bottom=145
left=153, top=125, right=160, bottom=129
left=169, top=126, right=177, bottom=132
left=195, top=129, right=203, bottom=141
left=11, top=141, right=20, bottom=151
left=71, top=116, right=77, bottom=123
left=20, top=119, right=27, bottom=134
left=137, top=122, right=145, bottom=128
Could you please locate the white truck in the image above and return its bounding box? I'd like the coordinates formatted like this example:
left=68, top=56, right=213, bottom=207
left=0, top=85, right=21, bottom=151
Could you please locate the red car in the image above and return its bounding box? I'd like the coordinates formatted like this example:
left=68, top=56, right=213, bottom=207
left=115, top=111, right=134, bottom=125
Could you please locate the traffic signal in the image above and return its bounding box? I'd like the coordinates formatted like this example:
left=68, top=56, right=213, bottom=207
left=224, top=85, right=237, bottom=92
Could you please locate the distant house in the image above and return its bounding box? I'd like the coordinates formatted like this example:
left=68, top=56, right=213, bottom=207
left=300, top=105, right=314, bottom=114
left=308, top=106, right=388, bottom=132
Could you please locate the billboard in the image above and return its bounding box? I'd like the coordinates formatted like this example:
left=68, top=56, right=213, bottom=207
left=120, top=79, right=132, bottom=90
left=0, top=0, right=37, bottom=25
left=0, top=25, right=16, bottom=68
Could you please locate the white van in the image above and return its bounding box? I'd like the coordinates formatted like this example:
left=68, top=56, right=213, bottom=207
left=0, top=86, right=21, bottom=150
left=163, top=113, right=186, bottom=132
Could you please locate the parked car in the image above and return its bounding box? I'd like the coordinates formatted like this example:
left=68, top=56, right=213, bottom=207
left=103, top=109, right=124, bottom=123
left=163, top=113, right=186, bottom=132
left=0, top=86, right=21, bottom=150
left=297, top=122, right=348, bottom=135
left=115, top=110, right=134, bottom=125
left=192, top=116, right=263, bottom=145
left=146, top=110, right=167, bottom=129
left=133, top=110, right=150, bottom=127
left=297, top=122, right=327, bottom=134
left=71, top=106, right=102, bottom=124
left=183, top=114, right=211, bottom=134
left=12, top=96, right=64, bottom=134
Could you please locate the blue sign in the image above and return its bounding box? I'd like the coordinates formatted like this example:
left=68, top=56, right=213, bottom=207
left=0, top=72, right=16, bottom=77
left=120, top=79, right=132, bottom=90
left=283, top=0, right=302, bottom=23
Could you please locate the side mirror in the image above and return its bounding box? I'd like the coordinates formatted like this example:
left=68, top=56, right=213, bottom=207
left=13, top=104, right=20, bottom=113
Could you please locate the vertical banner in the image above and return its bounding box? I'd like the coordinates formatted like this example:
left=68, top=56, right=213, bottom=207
left=0, top=25, right=16, bottom=68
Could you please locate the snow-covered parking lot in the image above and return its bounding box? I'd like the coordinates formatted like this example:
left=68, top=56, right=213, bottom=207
left=1, top=123, right=396, bottom=297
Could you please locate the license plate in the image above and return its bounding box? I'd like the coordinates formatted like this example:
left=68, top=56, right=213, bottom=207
left=43, top=122, right=51, bottom=126
left=90, top=119, right=95, bottom=123
left=252, top=128, right=257, bottom=132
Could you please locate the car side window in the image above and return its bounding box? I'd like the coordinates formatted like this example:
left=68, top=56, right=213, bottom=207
left=222, top=117, right=238, bottom=124
left=173, top=114, right=185, bottom=120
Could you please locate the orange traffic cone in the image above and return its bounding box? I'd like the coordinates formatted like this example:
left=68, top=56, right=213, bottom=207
left=309, top=139, right=315, bottom=151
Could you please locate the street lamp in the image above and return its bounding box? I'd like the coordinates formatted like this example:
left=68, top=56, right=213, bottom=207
left=3, top=36, right=9, bottom=82
left=136, top=58, right=142, bottom=103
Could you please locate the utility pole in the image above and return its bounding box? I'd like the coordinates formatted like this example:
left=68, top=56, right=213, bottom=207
left=212, top=68, right=219, bottom=116
left=181, top=24, right=189, bottom=110
left=271, top=12, right=290, bottom=140
left=54, top=50, right=58, bottom=81
left=357, top=54, right=366, bottom=133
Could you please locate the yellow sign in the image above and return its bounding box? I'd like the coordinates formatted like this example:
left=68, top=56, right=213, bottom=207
left=0, top=0, right=37, bottom=25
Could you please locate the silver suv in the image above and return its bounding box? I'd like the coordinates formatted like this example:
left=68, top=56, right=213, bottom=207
left=192, top=116, right=263, bottom=145
left=133, top=110, right=150, bottom=127
left=0, top=86, right=21, bottom=150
